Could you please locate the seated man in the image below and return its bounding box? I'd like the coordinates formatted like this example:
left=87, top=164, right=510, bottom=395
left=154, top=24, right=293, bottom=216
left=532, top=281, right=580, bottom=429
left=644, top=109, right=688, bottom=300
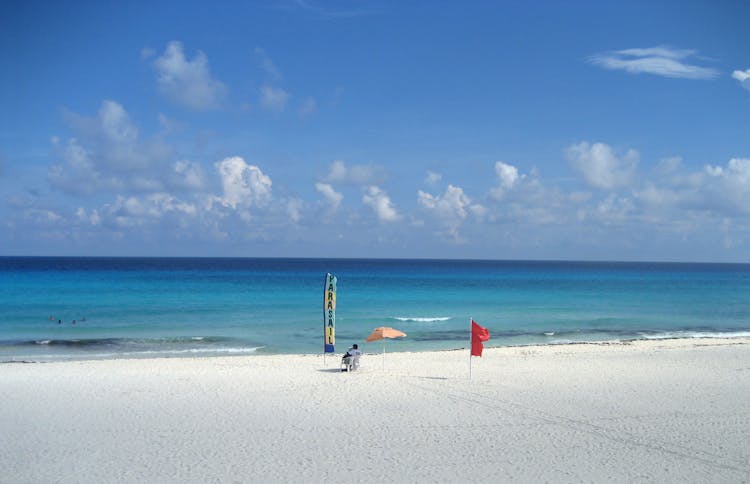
left=341, top=344, right=361, bottom=371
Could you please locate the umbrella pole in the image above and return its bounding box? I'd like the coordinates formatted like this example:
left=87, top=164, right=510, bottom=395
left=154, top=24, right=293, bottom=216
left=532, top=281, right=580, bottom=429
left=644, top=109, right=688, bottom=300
left=382, top=340, right=385, bottom=370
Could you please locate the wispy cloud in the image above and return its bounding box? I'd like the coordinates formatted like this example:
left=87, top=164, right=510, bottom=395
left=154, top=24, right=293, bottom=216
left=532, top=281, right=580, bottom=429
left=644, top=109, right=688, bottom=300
left=424, top=171, right=442, bottom=186
left=298, top=96, right=317, bottom=118
left=140, top=47, right=156, bottom=60
left=588, top=45, right=719, bottom=80
left=254, top=47, right=282, bottom=81
left=324, top=160, right=385, bottom=185
left=280, top=0, right=383, bottom=19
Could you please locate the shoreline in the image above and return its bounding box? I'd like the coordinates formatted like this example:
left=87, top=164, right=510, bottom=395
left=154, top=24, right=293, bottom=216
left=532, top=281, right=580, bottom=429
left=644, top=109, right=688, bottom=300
left=3, top=336, right=750, bottom=482
left=4, top=334, right=750, bottom=364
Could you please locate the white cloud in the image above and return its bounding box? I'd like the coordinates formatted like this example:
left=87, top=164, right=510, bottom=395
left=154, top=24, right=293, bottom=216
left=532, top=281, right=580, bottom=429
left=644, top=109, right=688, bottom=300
left=146, top=193, right=197, bottom=217
left=215, top=156, right=272, bottom=209
left=37, top=107, right=750, bottom=256
left=495, top=161, right=520, bottom=188
left=425, top=171, right=442, bottom=185
left=171, top=160, right=206, bottom=191
left=90, top=101, right=139, bottom=163
left=48, top=101, right=171, bottom=195
left=703, top=158, right=750, bottom=213
left=635, top=183, right=682, bottom=208
left=732, top=69, right=750, bottom=82
left=566, top=141, right=639, bottom=190
left=470, top=204, right=488, bottom=219
left=259, top=85, right=290, bottom=114
left=324, top=160, right=384, bottom=185
left=418, top=185, right=469, bottom=218
left=418, top=184, right=484, bottom=241
left=102, top=194, right=197, bottom=229
left=284, top=1, right=381, bottom=18
left=315, top=182, right=343, bottom=210
left=326, top=160, right=347, bottom=182
left=362, top=186, right=400, bottom=222
left=38, top=209, right=63, bottom=222
left=706, top=158, right=750, bottom=183
left=622, top=156, right=750, bottom=223
left=489, top=161, right=527, bottom=199
left=588, top=45, right=719, bottom=80
left=595, top=194, right=635, bottom=225
left=732, top=69, right=750, bottom=92
left=153, top=41, right=227, bottom=110
left=76, top=207, right=101, bottom=226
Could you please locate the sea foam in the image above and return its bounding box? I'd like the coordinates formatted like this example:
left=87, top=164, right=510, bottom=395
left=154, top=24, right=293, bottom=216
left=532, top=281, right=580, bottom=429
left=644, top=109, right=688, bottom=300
left=393, top=317, right=452, bottom=322
left=639, top=330, right=750, bottom=340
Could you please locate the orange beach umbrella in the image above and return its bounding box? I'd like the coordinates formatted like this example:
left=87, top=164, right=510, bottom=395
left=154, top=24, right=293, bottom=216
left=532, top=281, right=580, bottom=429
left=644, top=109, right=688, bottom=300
left=366, top=326, right=407, bottom=342
left=365, top=326, right=406, bottom=369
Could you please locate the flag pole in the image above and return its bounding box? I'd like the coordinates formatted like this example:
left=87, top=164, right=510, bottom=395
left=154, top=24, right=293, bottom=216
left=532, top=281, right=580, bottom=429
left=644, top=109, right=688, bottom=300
left=469, top=317, right=472, bottom=380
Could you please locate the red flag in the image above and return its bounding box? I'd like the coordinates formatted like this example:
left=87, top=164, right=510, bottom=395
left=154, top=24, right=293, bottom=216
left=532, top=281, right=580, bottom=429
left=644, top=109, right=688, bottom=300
left=471, top=320, right=490, bottom=357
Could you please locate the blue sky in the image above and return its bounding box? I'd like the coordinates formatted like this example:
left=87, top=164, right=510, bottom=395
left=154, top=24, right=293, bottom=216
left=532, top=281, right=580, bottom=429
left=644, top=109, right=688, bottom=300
left=2, top=0, right=750, bottom=261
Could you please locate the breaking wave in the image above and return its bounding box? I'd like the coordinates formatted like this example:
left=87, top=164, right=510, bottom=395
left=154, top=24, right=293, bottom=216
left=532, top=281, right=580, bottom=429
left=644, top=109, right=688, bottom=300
left=393, top=316, right=452, bottom=323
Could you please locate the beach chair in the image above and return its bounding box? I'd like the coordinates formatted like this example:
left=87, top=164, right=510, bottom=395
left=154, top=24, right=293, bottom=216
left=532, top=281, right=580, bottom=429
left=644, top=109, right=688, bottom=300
left=340, top=353, right=360, bottom=372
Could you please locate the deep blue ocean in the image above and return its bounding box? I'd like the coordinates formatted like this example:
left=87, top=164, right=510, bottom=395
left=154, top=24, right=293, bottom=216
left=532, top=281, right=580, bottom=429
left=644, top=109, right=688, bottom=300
left=1, top=257, right=749, bottom=361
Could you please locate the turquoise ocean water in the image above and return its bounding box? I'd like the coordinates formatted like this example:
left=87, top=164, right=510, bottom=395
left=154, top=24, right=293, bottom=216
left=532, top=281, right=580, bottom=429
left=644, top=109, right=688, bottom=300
left=1, top=257, right=749, bottom=361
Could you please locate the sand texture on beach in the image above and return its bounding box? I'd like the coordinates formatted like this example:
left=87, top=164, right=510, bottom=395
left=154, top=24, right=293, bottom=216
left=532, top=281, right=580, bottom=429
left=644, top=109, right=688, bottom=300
left=2, top=338, right=750, bottom=483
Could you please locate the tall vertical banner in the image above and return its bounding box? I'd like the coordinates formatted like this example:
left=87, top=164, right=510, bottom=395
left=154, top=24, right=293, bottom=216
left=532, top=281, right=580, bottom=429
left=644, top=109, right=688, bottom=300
left=323, top=273, right=337, bottom=353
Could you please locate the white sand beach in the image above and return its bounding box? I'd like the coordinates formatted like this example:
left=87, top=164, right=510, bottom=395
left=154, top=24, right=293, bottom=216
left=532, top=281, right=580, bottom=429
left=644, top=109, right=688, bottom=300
left=2, top=338, right=750, bottom=483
